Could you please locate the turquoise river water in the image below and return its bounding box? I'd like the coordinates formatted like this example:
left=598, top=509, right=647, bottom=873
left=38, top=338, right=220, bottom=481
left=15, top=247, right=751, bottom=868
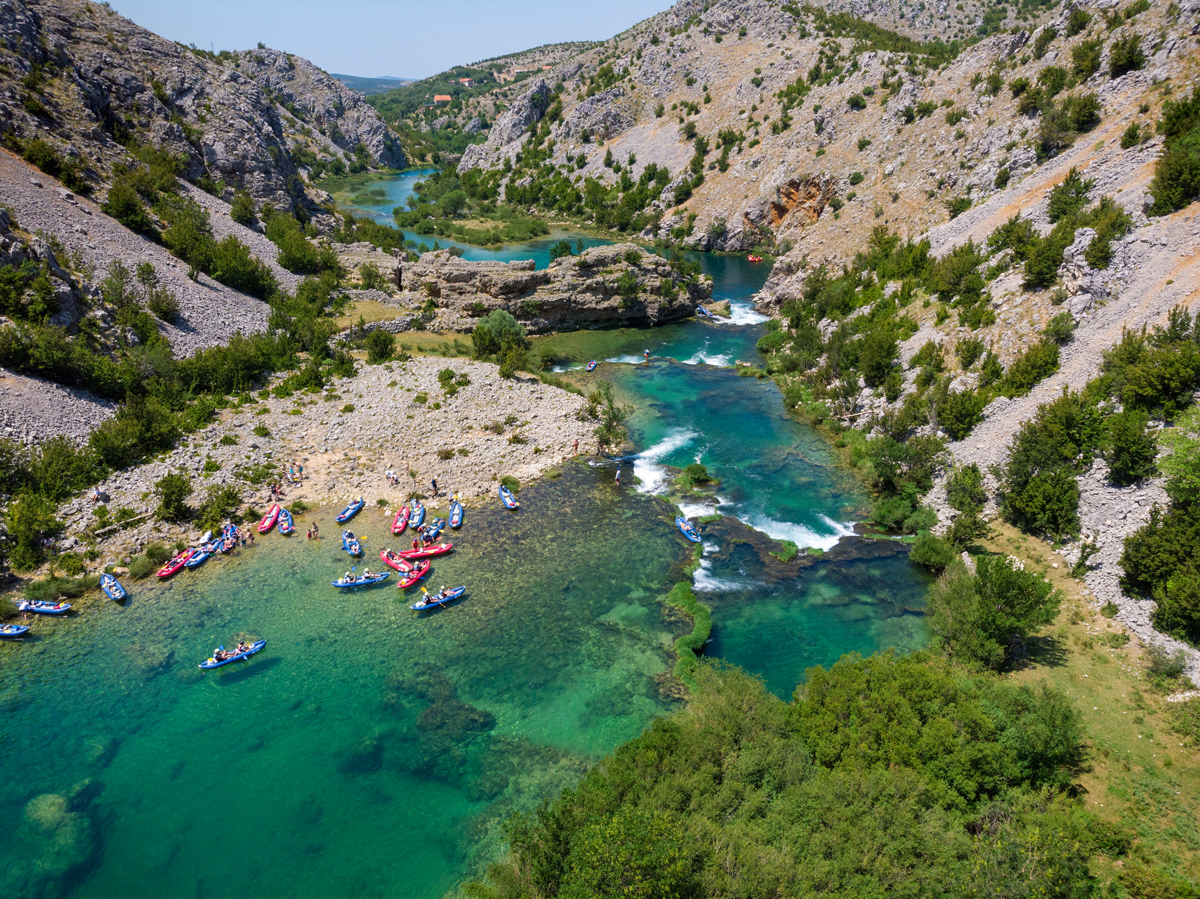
left=0, top=202, right=929, bottom=898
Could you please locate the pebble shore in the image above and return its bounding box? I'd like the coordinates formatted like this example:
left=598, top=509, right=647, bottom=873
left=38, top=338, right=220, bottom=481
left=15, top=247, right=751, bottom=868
left=53, top=357, right=590, bottom=566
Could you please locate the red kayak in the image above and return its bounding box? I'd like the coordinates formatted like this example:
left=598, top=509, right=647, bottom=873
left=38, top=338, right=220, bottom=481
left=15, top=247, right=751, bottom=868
left=398, top=542, right=454, bottom=560
left=257, top=503, right=281, bottom=534
left=157, top=549, right=194, bottom=579
left=398, top=560, right=431, bottom=589
left=392, top=505, right=410, bottom=535
left=380, top=549, right=414, bottom=572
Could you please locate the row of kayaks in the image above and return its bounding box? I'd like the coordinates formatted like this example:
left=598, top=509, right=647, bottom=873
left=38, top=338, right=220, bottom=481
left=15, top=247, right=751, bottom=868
left=391, top=499, right=464, bottom=535
left=2, top=572, right=130, bottom=639
left=157, top=524, right=242, bottom=579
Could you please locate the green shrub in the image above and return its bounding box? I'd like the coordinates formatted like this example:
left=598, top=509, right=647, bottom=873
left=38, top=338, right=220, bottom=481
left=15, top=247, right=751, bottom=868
left=128, top=555, right=156, bottom=579
left=1001, top=341, right=1059, bottom=395
left=1071, top=39, right=1104, bottom=80
left=1108, top=34, right=1145, bottom=78
left=1148, top=87, right=1200, bottom=215
left=499, top=475, right=520, bottom=492
left=938, top=390, right=986, bottom=441
left=144, top=541, right=173, bottom=564
left=1048, top=168, right=1094, bottom=223
left=1033, top=26, right=1057, bottom=59
left=364, top=328, right=395, bottom=363
left=154, top=471, right=193, bottom=521
left=1104, top=409, right=1157, bottom=485
left=230, top=191, right=256, bottom=226
left=909, top=532, right=956, bottom=572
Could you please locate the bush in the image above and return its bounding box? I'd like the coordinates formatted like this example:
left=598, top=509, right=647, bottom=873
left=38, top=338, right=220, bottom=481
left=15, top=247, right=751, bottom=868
left=364, top=328, right=394, bottom=363
left=1104, top=409, right=1157, bottom=485
left=154, top=471, right=193, bottom=521
left=676, top=462, right=713, bottom=489
left=1109, top=34, right=1145, bottom=78
left=937, top=390, right=986, bottom=441
left=1148, top=87, right=1200, bottom=215
left=909, top=532, right=956, bottom=572
left=128, top=555, right=156, bottom=579
left=102, top=181, right=156, bottom=236
left=209, top=236, right=277, bottom=299
left=230, top=191, right=257, bottom=226
left=3, top=492, right=61, bottom=571
left=1160, top=406, right=1200, bottom=507
left=1043, top=312, right=1076, bottom=345
left=1047, top=168, right=1094, bottom=223
left=499, top=475, right=520, bottom=492
left=471, top=309, right=528, bottom=360
left=1001, top=341, right=1059, bottom=395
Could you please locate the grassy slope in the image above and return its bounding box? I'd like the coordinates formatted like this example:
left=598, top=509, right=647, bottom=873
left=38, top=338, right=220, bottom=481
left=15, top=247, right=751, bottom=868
left=988, top=520, right=1200, bottom=888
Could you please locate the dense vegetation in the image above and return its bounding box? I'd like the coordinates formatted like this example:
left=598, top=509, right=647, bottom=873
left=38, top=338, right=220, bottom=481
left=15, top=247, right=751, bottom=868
left=1148, top=87, right=1200, bottom=215
left=465, top=657, right=1112, bottom=899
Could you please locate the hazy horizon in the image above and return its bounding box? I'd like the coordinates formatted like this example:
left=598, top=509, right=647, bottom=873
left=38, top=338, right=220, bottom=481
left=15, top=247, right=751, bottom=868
left=109, top=0, right=675, bottom=80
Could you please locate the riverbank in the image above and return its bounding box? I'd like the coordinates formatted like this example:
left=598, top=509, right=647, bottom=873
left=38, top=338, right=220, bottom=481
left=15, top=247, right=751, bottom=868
left=35, top=355, right=589, bottom=579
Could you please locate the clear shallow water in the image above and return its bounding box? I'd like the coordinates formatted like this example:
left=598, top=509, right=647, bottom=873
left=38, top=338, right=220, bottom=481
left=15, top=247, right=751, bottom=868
left=0, top=470, right=687, bottom=898
left=335, top=168, right=611, bottom=268
left=0, top=236, right=928, bottom=898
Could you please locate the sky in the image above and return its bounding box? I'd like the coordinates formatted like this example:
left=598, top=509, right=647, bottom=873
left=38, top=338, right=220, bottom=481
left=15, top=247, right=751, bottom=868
left=110, top=0, right=675, bottom=79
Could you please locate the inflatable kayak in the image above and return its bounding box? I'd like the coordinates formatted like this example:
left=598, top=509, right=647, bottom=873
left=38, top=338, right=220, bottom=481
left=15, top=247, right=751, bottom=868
left=278, top=508, right=295, bottom=536
left=184, top=547, right=212, bottom=569
left=0, top=623, right=30, bottom=638
left=331, top=571, right=390, bottom=589
left=499, top=485, right=518, bottom=510
left=218, top=525, right=239, bottom=552
left=342, top=530, right=363, bottom=556
left=100, top=573, right=127, bottom=601
left=380, top=549, right=414, bottom=572
left=18, top=600, right=71, bottom=615
left=676, top=516, right=702, bottom=543
left=199, top=639, right=266, bottom=670
left=258, top=503, right=281, bottom=533
left=449, top=500, right=463, bottom=529
left=696, top=305, right=716, bottom=319
left=410, top=502, right=426, bottom=529
left=157, top=550, right=193, bottom=579
left=336, top=497, right=364, bottom=523
left=392, top=505, right=410, bottom=535
left=586, top=360, right=598, bottom=372
left=399, top=542, right=454, bottom=560
left=398, top=560, right=431, bottom=589
left=411, top=586, right=466, bottom=612
left=424, top=518, right=446, bottom=540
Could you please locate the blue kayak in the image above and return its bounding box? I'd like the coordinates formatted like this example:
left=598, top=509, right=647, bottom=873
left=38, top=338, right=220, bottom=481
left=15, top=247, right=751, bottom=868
left=676, top=516, right=702, bottom=543
left=331, top=571, right=390, bottom=589
left=100, top=573, right=127, bottom=601
left=586, top=360, right=598, bottom=371
left=199, top=639, right=266, bottom=670
left=185, top=547, right=213, bottom=568
left=342, top=530, right=363, bottom=556
left=499, top=486, right=519, bottom=510
left=424, top=518, right=446, bottom=540
left=0, top=624, right=31, bottom=638
left=410, top=502, right=426, bottom=528
left=411, top=586, right=466, bottom=612
left=18, top=600, right=71, bottom=615
left=278, top=508, right=295, bottom=535
left=336, top=498, right=364, bottom=523
left=450, top=500, right=463, bottom=529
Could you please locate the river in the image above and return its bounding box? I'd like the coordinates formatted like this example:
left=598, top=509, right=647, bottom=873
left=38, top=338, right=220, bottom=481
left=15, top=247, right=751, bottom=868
left=0, top=183, right=928, bottom=898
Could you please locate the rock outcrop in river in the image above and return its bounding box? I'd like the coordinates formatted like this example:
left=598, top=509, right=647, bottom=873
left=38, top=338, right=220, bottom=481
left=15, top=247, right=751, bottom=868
left=406, top=243, right=710, bottom=332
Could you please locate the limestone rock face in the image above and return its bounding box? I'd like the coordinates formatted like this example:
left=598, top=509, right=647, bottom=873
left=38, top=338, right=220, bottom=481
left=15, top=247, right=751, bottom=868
left=406, top=244, right=710, bottom=332
left=0, top=0, right=401, bottom=213
left=458, top=79, right=552, bottom=173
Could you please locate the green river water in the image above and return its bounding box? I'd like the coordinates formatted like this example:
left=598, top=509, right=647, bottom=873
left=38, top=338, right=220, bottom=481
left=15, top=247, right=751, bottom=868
left=0, top=219, right=929, bottom=898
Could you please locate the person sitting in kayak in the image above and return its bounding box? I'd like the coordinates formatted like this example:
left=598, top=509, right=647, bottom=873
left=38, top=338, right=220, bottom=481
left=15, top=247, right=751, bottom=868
left=439, top=586, right=451, bottom=599
left=214, top=647, right=229, bottom=662
left=236, top=641, right=250, bottom=654
left=362, top=568, right=375, bottom=579
left=344, top=571, right=356, bottom=583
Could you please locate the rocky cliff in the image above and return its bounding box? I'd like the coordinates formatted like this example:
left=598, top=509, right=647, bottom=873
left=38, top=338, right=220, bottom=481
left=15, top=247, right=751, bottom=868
left=0, top=0, right=403, bottom=214
left=403, top=244, right=710, bottom=332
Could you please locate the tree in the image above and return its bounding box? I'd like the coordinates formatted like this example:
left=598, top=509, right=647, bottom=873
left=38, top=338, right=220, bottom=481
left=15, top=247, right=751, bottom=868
left=859, top=328, right=897, bottom=388
left=1159, top=405, right=1200, bottom=506
left=909, top=532, right=956, bottom=572
left=589, top=381, right=631, bottom=452
left=102, top=180, right=155, bottom=236
left=155, top=471, right=193, bottom=521
left=1104, top=409, right=1157, bottom=484
left=364, top=328, right=395, bottom=364
left=560, top=807, right=695, bottom=899
left=927, top=559, right=1001, bottom=667
left=4, top=492, right=61, bottom=571
left=471, top=310, right=528, bottom=360
left=550, top=239, right=573, bottom=260
left=946, top=463, right=990, bottom=547
left=230, top=191, right=257, bottom=226
left=975, top=554, right=1061, bottom=659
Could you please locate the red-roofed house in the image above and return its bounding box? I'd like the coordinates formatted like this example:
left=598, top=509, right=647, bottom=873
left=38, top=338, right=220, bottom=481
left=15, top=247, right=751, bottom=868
left=433, top=94, right=452, bottom=103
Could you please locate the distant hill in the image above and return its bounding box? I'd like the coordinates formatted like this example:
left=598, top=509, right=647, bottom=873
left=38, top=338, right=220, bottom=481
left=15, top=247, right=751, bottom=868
left=332, top=73, right=418, bottom=95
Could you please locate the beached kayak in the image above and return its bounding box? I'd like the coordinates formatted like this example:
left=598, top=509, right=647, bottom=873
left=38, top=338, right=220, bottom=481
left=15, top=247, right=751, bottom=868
left=392, top=505, right=410, bottom=535
left=100, top=573, right=126, bottom=601
left=676, top=516, right=702, bottom=543
left=331, top=571, right=390, bottom=589
left=410, top=502, right=426, bottom=528
left=586, top=360, right=598, bottom=372
left=199, top=639, right=266, bottom=670
left=278, top=508, right=295, bottom=536
left=397, top=560, right=431, bottom=589
left=218, top=525, right=239, bottom=552
left=336, top=497, right=364, bottom=523
left=184, top=547, right=212, bottom=569
left=258, top=503, right=281, bottom=533
left=449, top=500, right=463, bottom=529
left=18, top=600, right=72, bottom=615
left=499, top=485, right=518, bottom=509
left=380, top=549, right=414, bottom=572
left=411, top=586, right=466, bottom=612
left=424, top=518, right=446, bottom=540
left=398, top=542, right=454, bottom=560
left=157, top=550, right=194, bottom=579
left=0, top=623, right=30, bottom=637
left=342, top=530, right=363, bottom=556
